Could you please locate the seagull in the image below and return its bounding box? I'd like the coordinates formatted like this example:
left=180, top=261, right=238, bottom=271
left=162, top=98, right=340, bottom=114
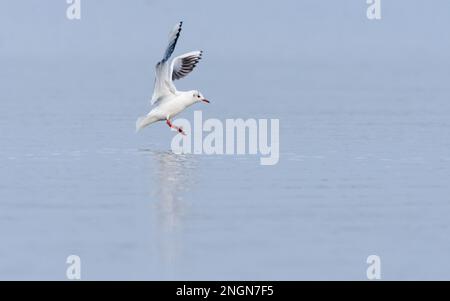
left=136, top=21, right=209, bottom=135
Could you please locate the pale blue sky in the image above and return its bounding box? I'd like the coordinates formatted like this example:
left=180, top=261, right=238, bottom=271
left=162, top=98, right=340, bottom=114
left=1, top=0, right=449, bottom=62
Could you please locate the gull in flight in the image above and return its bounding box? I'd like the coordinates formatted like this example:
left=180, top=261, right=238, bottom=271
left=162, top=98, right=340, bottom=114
left=136, top=21, right=209, bottom=135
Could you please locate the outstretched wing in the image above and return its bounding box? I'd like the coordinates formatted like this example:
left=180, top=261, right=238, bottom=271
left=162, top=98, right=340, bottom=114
left=151, top=22, right=183, bottom=105
left=162, top=21, right=183, bottom=64
left=170, top=51, right=203, bottom=81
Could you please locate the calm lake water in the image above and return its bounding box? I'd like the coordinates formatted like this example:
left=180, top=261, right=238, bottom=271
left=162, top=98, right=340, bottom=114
left=1, top=1, right=450, bottom=280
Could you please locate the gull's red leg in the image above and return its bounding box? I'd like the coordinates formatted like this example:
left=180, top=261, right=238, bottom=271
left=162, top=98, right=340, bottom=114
left=166, top=119, right=186, bottom=135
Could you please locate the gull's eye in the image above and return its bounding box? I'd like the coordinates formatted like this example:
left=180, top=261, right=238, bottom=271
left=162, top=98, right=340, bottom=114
left=197, top=95, right=200, bottom=98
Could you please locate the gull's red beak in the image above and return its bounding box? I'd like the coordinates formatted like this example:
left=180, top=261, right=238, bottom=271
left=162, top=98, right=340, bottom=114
left=202, top=99, right=210, bottom=103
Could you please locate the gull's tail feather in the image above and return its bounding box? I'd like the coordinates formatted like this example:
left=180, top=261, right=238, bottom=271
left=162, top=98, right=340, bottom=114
left=136, top=115, right=158, bottom=132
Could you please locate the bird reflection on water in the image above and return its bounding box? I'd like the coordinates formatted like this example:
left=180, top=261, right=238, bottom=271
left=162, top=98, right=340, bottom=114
left=145, top=150, right=198, bottom=278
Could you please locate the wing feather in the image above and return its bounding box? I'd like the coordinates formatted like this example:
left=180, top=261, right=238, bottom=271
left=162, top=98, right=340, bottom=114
left=151, top=22, right=183, bottom=105
left=170, top=51, right=203, bottom=81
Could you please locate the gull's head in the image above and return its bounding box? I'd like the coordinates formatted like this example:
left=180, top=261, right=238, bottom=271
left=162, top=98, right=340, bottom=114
left=192, top=90, right=210, bottom=104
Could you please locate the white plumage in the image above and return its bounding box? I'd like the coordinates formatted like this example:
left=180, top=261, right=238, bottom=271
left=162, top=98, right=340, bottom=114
left=137, top=22, right=209, bottom=135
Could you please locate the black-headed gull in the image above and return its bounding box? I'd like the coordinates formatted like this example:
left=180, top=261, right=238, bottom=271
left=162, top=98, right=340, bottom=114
left=136, top=21, right=209, bottom=135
